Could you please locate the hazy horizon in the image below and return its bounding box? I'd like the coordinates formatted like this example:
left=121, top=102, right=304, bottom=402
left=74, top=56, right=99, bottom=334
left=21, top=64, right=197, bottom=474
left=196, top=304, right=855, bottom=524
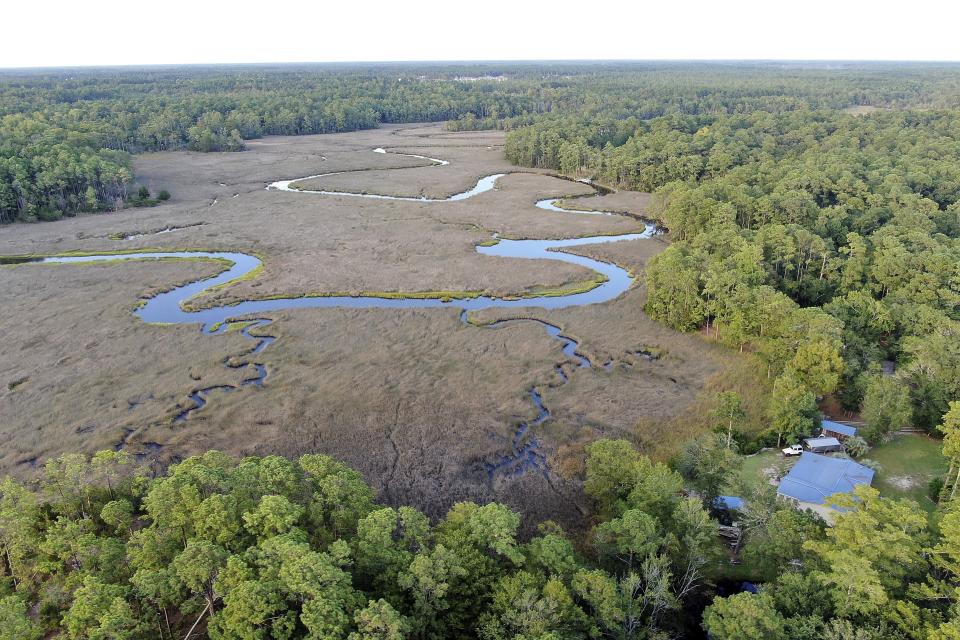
left=4, top=59, right=960, bottom=72
left=4, top=0, right=959, bottom=69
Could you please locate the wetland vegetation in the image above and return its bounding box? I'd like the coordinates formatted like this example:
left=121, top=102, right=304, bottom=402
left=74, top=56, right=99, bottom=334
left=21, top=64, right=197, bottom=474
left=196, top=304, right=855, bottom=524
left=4, top=61, right=960, bottom=638
left=5, top=61, right=960, bottom=222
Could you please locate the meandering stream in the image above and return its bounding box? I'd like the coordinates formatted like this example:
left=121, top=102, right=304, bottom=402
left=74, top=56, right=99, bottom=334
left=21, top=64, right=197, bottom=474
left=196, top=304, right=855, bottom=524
left=15, top=145, right=654, bottom=481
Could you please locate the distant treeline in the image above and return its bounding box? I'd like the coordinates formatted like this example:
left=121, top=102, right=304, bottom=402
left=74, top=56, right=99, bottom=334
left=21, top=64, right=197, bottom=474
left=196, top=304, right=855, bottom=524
left=5, top=61, right=960, bottom=223
left=0, top=64, right=548, bottom=223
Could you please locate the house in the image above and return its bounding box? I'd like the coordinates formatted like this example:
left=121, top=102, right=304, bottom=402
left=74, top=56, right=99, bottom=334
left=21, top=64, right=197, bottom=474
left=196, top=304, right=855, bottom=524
left=821, top=419, right=858, bottom=442
left=777, top=452, right=875, bottom=517
left=804, top=436, right=844, bottom=453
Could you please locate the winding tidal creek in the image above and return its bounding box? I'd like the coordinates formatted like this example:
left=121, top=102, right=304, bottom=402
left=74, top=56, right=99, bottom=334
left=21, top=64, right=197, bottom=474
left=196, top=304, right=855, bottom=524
left=13, top=146, right=654, bottom=482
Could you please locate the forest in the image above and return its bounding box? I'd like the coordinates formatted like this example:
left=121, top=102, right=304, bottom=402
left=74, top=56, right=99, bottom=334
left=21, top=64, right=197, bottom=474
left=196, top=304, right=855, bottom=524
left=4, top=62, right=960, bottom=222
left=0, top=63, right=543, bottom=222
left=3, top=412, right=960, bottom=640
left=5, top=61, right=960, bottom=638
left=503, top=80, right=960, bottom=449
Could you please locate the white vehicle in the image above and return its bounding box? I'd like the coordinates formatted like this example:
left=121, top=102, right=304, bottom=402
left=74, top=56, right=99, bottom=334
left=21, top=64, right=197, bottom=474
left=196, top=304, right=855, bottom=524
left=782, top=444, right=803, bottom=457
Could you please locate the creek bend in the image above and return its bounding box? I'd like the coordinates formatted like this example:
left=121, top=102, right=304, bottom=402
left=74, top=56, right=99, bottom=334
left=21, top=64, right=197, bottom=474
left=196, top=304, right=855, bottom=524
left=20, top=145, right=655, bottom=480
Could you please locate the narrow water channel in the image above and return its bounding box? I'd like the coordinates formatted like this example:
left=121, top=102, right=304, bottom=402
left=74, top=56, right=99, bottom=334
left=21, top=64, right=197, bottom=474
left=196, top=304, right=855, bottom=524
left=13, top=145, right=655, bottom=481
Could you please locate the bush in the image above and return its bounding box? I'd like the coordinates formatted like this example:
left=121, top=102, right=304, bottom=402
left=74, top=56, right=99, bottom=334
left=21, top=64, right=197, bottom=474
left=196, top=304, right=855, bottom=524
left=844, top=436, right=870, bottom=458
left=754, top=429, right=782, bottom=449
left=36, top=208, right=62, bottom=221
left=929, top=477, right=945, bottom=503
left=157, top=189, right=170, bottom=201
left=740, top=439, right=763, bottom=456
left=137, top=186, right=150, bottom=200
left=712, top=426, right=751, bottom=453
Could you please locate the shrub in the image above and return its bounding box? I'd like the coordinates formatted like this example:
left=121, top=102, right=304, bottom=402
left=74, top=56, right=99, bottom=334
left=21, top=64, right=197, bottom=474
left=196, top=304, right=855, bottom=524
left=740, top=439, right=763, bottom=456
left=36, top=208, right=62, bottom=221
left=929, top=477, right=944, bottom=503
left=844, top=436, right=870, bottom=458
left=157, top=189, right=171, bottom=201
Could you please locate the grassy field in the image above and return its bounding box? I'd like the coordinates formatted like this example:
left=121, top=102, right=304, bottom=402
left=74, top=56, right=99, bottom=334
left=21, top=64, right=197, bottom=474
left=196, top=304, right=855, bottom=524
left=727, top=449, right=795, bottom=499
left=867, top=434, right=946, bottom=511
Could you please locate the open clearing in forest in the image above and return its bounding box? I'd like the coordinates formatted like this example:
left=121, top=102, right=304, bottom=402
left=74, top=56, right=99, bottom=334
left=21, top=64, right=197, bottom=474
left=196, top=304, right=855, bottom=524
left=1, top=124, right=734, bottom=526
left=869, top=434, right=947, bottom=511
left=735, top=435, right=948, bottom=516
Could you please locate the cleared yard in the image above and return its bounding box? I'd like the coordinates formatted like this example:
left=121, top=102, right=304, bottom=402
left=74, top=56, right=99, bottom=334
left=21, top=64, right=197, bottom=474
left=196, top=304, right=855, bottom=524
left=732, top=434, right=947, bottom=515
left=734, top=449, right=791, bottom=493
left=868, top=434, right=946, bottom=511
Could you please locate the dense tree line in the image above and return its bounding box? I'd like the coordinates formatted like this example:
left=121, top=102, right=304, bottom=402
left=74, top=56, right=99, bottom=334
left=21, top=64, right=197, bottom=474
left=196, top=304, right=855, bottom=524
left=0, top=441, right=727, bottom=639
left=5, top=411, right=960, bottom=639
left=6, top=62, right=960, bottom=223
left=508, top=106, right=960, bottom=444
left=0, top=65, right=549, bottom=223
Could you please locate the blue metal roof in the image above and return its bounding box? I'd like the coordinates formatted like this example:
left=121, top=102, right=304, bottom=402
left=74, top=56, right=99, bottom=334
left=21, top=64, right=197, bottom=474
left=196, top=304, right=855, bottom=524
left=777, top=452, right=874, bottom=505
left=821, top=420, right=857, bottom=437
left=805, top=436, right=842, bottom=449
left=714, top=496, right=745, bottom=511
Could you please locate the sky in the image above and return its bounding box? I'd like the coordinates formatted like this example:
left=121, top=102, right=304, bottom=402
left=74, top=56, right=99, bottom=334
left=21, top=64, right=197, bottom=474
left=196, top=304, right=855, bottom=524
left=3, top=0, right=960, bottom=68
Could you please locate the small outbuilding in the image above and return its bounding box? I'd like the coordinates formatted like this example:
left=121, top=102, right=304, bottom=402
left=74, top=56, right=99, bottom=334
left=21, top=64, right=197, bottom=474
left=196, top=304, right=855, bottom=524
left=712, top=496, right=746, bottom=545
left=804, top=436, right=844, bottom=453
left=821, top=420, right=858, bottom=442
left=777, top=452, right=875, bottom=517
left=714, top=495, right=745, bottom=512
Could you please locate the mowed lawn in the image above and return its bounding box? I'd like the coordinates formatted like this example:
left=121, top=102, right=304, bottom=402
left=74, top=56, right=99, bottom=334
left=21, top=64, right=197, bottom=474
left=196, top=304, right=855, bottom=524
left=868, top=434, right=947, bottom=512
left=736, top=449, right=788, bottom=492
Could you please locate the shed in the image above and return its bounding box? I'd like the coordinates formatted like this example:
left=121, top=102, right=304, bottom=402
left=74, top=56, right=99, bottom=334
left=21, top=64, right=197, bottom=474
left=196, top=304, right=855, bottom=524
left=804, top=436, right=843, bottom=453
left=777, top=452, right=874, bottom=512
left=713, top=496, right=745, bottom=531
left=714, top=496, right=745, bottom=511
left=821, top=420, right=858, bottom=441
